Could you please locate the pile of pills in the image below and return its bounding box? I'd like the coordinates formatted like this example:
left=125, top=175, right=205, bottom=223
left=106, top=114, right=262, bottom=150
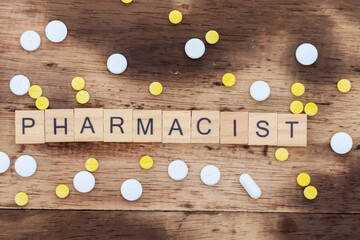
left=72, top=77, right=90, bottom=104
left=290, top=82, right=318, bottom=116
left=297, top=173, right=317, bottom=200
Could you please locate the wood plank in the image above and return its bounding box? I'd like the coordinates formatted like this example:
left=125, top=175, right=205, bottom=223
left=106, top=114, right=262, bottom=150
left=0, top=210, right=359, bottom=240
left=0, top=0, right=359, bottom=214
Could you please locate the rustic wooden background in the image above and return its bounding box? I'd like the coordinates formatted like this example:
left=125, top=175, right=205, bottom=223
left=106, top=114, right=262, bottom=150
left=0, top=0, right=360, bottom=239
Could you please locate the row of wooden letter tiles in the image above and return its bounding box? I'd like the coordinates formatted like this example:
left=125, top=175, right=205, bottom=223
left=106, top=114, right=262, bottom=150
left=15, top=109, right=307, bottom=146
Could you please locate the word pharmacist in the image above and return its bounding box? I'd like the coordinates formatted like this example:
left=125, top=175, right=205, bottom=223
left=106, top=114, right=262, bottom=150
left=15, top=109, right=307, bottom=146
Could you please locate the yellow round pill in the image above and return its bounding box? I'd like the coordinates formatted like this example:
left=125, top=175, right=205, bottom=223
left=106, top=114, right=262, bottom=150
left=35, top=96, right=49, bottom=110
left=304, top=186, right=317, bottom=200
left=290, top=100, right=304, bottom=114
left=275, top=148, right=289, bottom=161
left=169, top=10, right=182, bottom=24
left=304, top=102, right=318, bottom=116
left=140, top=156, right=153, bottom=170
left=76, top=90, right=90, bottom=104
left=149, top=82, right=163, bottom=96
left=15, top=192, right=28, bottom=206
left=85, top=158, right=99, bottom=172
left=28, top=85, right=42, bottom=99
left=205, top=30, right=219, bottom=44
left=72, top=77, right=85, bottom=91
left=337, top=79, right=351, bottom=93
left=122, top=0, right=133, bottom=3
left=222, top=73, right=236, bottom=87
left=291, top=83, right=305, bottom=97
left=297, top=173, right=311, bottom=187
left=56, top=184, right=70, bottom=199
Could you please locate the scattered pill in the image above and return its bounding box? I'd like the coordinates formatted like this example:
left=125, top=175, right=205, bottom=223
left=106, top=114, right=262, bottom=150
left=149, top=82, right=163, bottom=96
left=239, top=173, right=262, bottom=199
left=291, top=83, right=305, bottom=96
left=222, top=73, right=236, bottom=87
left=200, top=165, right=220, bottom=186
left=330, top=132, right=353, bottom=154
left=140, top=156, right=153, bottom=170
left=56, top=184, right=70, bottom=199
left=10, top=75, right=31, bottom=96
left=20, top=30, right=41, bottom=51
left=85, top=158, right=99, bottom=172
left=250, top=80, right=270, bottom=101
left=107, top=53, right=128, bottom=74
left=15, top=155, right=37, bottom=177
left=337, top=79, right=351, bottom=93
left=304, top=102, right=318, bottom=116
left=275, top=148, right=289, bottom=161
left=73, top=171, right=95, bottom=193
left=15, top=192, right=28, bottom=206
left=297, top=173, right=311, bottom=187
left=205, top=30, right=219, bottom=44
left=168, top=160, right=188, bottom=181
left=28, top=85, right=42, bottom=99
left=121, top=179, right=143, bottom=201
left=295, top=43, right=318, bottom=66
left=76, top=90, right=90, bottom=104
left=45, top=20, right=68, bottom=43
left=185, top=38, right=206, bottom=59
left=169, top=10, right=182, bottom=24
left=304, top=186, right=317, bottom=200
left=72, top=77, right=85, bottom=91
left=36, top=96, right=49, bottom=110
left=122, top=0, right=133, bottom=3
left=0, top=152, right=10, bottom=174
left=290, top=100, right=304, bottom=114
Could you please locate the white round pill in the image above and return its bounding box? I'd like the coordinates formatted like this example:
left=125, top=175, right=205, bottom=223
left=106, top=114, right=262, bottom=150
left=10, top=75, right=31, bottom=96
left=185, top=38, right=206, bottom=59
left=121, top=179, right=143, bottom=201
left=73, top=171, right=96, bottom=193
left=168, top=160, right=188, bottom=181
left=330, top=132, right=353, bottom=154
left=200, top=165, right=221, bottom=186
left=239, top=173, right=262, bottom=199
left=250, top=80, right=271, bottom=101
left=45, top=20, right=68, bottom=43
left=107, top=53, right=128, bottom=74
left=0, top=152, right=10, bottom=174
left=20, top=30, right=41, bottom=51
left=15, top=155, right=37, bottom=177
left=295, top=43, right=318, bottom=66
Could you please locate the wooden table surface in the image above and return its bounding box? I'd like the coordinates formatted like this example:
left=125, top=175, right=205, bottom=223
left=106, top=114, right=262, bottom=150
left=1, top=0, right=360, bottom=239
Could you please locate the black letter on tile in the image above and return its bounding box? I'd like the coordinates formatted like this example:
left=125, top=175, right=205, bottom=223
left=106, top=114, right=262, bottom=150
left=81, top=117, right=95, bottom=134
left=197, top=118, right=211, bottom=135
left=169, top=119, right=183, bottom=136
left=22, top=118, right=35, bottom=134
left=285, top=121, right=299, bottom=138
left=110, top=117, right=124, bottom=133
left=256, top=120, right=269, bottom=138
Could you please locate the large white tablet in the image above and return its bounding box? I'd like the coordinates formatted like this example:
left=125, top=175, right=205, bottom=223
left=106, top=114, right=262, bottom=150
left=107, top=53, right=128, bottom=74
left=73, top=171, right=96, bottom=193
left=295, top=43, right=318, bottom=66
left=0, top=152, right=10, bottom=174
left=330, top=132, right=353, bottom=154
left=168, top=160, right=188, bottom=181
left=185, top=38, right=205, bottom=59
left=200, top=165, right=220, bottom=186
left=121, top=179, right=143, bottom=201
left=20, top=30, right=41, bottom=51
left=10, top=75, right=31, bottom=96
left=250, top=81, right=270, bottom=101
left=45, top=20, right=68, bottom=43
left=15, top=155, right=37, bottom=177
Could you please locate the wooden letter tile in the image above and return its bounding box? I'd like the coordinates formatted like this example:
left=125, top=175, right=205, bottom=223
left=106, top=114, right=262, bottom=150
left=220, top=112, right=249, bottom=144
left=45, top=109, right=74, bottom=142
left=278, top=114, right=307, bottom=146
left=104, top=109, right=133, bottom=142
left=191, top=111, right=220, bottom=143
left=248, top=113, right=277, bottom=145
left=163, top=111, right=191, bottom=143
left=74, top=108, right=104, bottom=142
left=133, top=110, right=162, bottom=142
left=15, top=110, right=45, bottom=144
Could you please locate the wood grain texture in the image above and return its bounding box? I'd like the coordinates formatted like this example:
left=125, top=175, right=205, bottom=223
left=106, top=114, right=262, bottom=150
left=0, top=210, right=359, bottom=240
left=0, top=0, right=359, bottom=224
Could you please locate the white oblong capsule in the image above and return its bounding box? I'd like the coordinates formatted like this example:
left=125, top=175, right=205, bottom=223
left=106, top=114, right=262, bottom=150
left=239, top=174, right=261, bottom=199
